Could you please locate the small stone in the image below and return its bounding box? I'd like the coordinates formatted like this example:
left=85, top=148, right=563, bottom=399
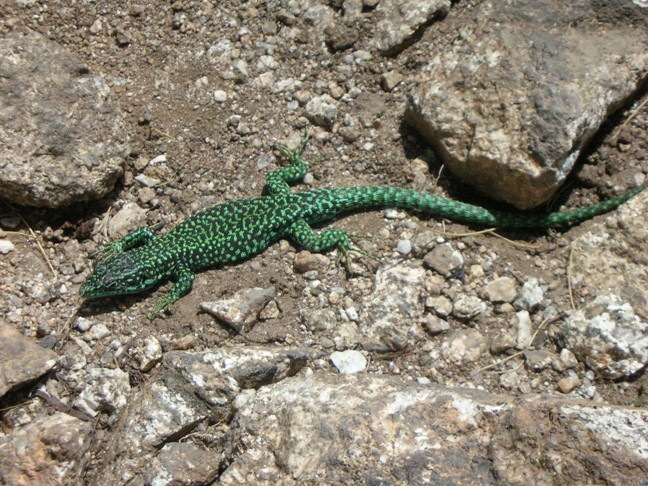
left=1, top=215, right=21, bottom=229
left=259, top=300, right=280, bottom=320
left=484, top=277, right=517, bottom=303
left=452, top=294, right=486, bottom=321
left=423, top=314, right=450, bottom=335
left=75, top=317, right=93, bottom=333
left=411, top=231, right=436, bottom=255
left=138, top=187, right=156, bottom=205
left=84, top=323, right=111, bottom=341
left=169, top=335, right=196, bottom=351
left=560, top=294, right=647, bottom=379
left=134, top=174, right=161, bottom=187
left=553, top=348, right=578, bottom=372
left=345, top=306, right=359, bottom=322
left=0, top=239, right=15, bottom=254
left=294, top=251, right=329, bottom=273
left=490, top=331, right=515, bottom=355
left=200, top=286, right=276, bottom=333
left=524, top=350, right=556, bottom=372
left=330, top=350, right=367, bottom=374
left=499, top=370, right=521, bottom=391
left=139, top=336, right=162, bottom=372
left=114, top=27, right=132, bottom=47
left=304, top=95, right=338, bottom=129
left=324, top=23, right=359, bottom=52
left=441, top=329, right=488, bottom=365
left=396, top=239, right=412, bottom=255
left=423, top=243, right=464, bottom=276
left=149, top=154, right=167, bottom=165
left=425, top=295, right=453, bottom=318
left=514, top=310, right=532, bottom=350
left=213, top=90, right=228, bottom=102
left=517, top=278, right=544, bottom=310
left=557, top=376, right=582, bottom=394
left=381, top=70, right=404, bottom=91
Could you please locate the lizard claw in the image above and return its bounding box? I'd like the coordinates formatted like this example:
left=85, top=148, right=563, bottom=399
left=149, top=296, right=172, bottom=320
left=91, top=241, right=123, bottom=262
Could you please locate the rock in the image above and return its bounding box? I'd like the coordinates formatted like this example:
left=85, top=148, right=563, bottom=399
left=524, top=350, right=556, bottom=372
left=144, top=442, right=221, bottom=485
left=108, top=203, right=147, bottom=240
left=0, top=413, right=92, bottom=485
left=213, top=89, right=228, bottom=102
left=560, top=294, right=647, bottom=379
left=410, top=230, right=437, bottom=255
left=426, top=295, right=454, bottom=319
left=405, top=1, right=648, bottom=208
left=0, top=32, right=128, bottom=207
left=557, top=376, right=581, bottom=394
left=138, top=336, right=163, bottom=372
left=360, top=263, right=426, bottom=350
left=200, top=286, right=276, bottom=333
left=73, top=366, right=131, bottom=417
left=294, top=251, right=329, bottom=273
left=381, top=70, right=404, bottom=91
left=423, top=242, right=464, bottom=276
left=516, top=277, right=545, bottom=310
left=0, top=322, right=58, bottom=397
left=484, top=277, right=518, bottom=303
left=553, top=348, right=578, bottom=372
left=441, top=329, right=487, bottom=365
left=490, top=331, right=515, bottom=355
left=324, top=22, right=359, bottom=52
left=422, top=313, right=450, bottom=335
left=514, top=310, right=533, bottom=350
left=451, top=294, right=486, bottom=321
left=330, top=350, right=367, bottom=374
left=83, top=322, right=111, bottom=341
left=220, top=373, right=648, bottom=484
left=373, top=0, right=450, bottom=55
left=98, top=346, right=314, bottom=482
left=304, top=95, right=338, bottom=129
left=570, top=189, right=648, bottom=317
left=0, top=239, right=15, bottom=254
left=396, top=239, right=412, bottom=256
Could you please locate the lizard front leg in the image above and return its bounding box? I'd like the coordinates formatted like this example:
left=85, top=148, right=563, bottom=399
left=149, top=263, right=194, bottom=319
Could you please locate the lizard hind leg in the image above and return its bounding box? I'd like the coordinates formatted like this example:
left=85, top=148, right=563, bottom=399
left=287, top=219, right=369, bottom=273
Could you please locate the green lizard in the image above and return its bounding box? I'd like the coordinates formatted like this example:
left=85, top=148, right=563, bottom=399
left=80, top=134, right=647, bottom=318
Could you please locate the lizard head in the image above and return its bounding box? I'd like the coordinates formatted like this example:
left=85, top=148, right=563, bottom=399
left=80, top=252, right=161, bottom=299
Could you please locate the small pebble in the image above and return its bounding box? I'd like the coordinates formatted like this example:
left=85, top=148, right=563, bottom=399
left=0, top=239, right=15, bottom=254
left=330, top=350, right=367, bottom=374
left=557, top=376, right=582, bottom=394
left=213, top=90, right=228, bottom=102
left=396, top=239, right=412, bottom=256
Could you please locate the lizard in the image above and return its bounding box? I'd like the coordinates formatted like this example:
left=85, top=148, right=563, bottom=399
left=79, top=133, right=647, bottom=318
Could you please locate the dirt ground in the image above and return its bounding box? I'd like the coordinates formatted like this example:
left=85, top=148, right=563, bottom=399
left=1, top=0, right=647, bottom=440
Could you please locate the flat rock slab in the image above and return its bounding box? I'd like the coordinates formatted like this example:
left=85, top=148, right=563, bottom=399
left=0, top=32, right=128, bottom=207
left=0, top=322, right=57, bottom=397
left=406, top=0, right=648, bottom=209
left=220, top=373, right=648, bottom=484
left=100, top=346, right=316, bottom=484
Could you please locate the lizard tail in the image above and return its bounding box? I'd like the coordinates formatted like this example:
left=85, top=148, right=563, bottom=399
left=324, top=182, right=647, bottom=228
